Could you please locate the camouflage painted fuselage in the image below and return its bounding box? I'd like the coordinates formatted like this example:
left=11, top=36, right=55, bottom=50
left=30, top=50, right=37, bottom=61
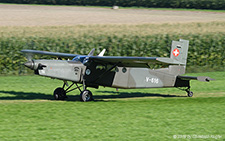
left=84, top=63, right=188, bottom=89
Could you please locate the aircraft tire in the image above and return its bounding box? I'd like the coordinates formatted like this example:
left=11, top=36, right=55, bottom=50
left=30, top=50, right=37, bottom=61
left=187, top=91, right=193, bottom=97
left=54, top=87, right=66, bottom=100
left=80, top=90, right=93, bottom=102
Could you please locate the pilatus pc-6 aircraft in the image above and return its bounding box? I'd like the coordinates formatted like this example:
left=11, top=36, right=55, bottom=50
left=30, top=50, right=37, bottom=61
left=21, top=39, right=214, bottom=102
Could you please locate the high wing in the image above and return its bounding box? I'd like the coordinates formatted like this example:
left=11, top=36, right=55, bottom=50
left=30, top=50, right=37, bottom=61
left=21, top=49, right=185, bottom=68
left=89, top=56, right=185, bottom=67
left=21, top=49, right=77, bottom=58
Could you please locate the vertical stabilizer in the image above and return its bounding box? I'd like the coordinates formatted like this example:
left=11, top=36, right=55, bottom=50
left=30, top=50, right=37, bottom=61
left=170, top=39, right=189, bottom=65
left=169, top=39, right=189, bottom=75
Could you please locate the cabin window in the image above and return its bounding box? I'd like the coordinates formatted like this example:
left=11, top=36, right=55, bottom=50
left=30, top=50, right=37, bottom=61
left=96, top=65, right=106, bottom=70
left=110, top=66, right=119, bottom=72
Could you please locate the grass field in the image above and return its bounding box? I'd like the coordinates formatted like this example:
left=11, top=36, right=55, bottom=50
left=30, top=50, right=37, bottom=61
left=0, top=72, right=224, bottom=140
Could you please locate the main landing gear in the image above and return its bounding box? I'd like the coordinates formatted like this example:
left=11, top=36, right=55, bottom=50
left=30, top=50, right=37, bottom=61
left=53, top=87, right=67, bottom=100
left=80, top=90, right=94, bottom=102
left=53, top=81, right=94, bottom=102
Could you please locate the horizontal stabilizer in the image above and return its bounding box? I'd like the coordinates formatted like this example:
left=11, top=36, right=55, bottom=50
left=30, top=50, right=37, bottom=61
left=156, top=58, right=185, bottom=65
left=197, top=76, right=215, bottom=82
left=177, top=75, right=215, bottom=82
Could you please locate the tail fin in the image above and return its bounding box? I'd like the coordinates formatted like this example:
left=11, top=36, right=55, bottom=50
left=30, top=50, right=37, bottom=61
left=169, top=39, right=189, bottom=75
left=170, top=39, right=189, bottom=65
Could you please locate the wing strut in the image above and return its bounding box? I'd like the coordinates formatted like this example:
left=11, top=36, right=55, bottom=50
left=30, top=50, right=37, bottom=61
left=92, top=62, right=121, bottom=83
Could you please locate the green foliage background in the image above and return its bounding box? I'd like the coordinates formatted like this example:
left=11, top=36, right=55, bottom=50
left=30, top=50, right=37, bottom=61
left=1, top=0, right=225, bottom=10
left=0, top=27, right=224, bottom=75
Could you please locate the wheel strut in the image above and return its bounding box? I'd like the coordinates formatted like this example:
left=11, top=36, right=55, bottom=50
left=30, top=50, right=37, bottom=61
left=53, top=80, right=94, bottom=102
left=80, top=79, right=93, bottom=102
left=176, top=86, right=194, bottom=97
left=185, top=87, right=193, bottom=97
left=53, top=81, right=83, bottom=100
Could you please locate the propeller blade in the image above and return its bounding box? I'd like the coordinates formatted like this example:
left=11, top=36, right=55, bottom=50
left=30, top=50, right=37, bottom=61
left=98, top=49, right=106, bottom=56
left=88, top=48, right=95, bottom=56
left=25, top=53, right=34, bottom=61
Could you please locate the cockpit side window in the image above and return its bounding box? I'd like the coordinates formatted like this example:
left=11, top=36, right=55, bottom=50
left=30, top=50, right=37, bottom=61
left=72, top=56, right=85, bottom=62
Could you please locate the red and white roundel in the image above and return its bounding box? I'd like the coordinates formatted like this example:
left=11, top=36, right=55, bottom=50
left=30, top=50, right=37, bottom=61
left=172, top=48, right=180, bottom=57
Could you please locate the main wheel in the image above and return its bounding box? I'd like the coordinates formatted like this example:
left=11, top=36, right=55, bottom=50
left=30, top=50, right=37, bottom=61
left=80, top=90, right=93, bottom=102
left=53, top=87, right=66, bottom=100
left=187, top=91, right=193, bottom=97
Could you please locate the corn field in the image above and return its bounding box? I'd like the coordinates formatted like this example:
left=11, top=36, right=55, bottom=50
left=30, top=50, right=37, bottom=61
left=0, top=22, right=224, bottom=75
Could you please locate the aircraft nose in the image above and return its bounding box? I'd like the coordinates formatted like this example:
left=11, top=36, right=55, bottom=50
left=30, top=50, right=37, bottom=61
left=24, top=61, right=34, bottom=70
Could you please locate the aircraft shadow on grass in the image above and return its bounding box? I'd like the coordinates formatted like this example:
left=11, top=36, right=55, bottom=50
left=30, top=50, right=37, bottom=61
left=0, top=90, right=185, bottom=101
left=0, top=90, right=53, bottom=100
left=92, top=91, right=186, bottom=101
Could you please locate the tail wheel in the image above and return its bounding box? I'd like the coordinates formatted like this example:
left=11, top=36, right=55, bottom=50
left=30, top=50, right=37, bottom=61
left=187, top=91, right=193, bottom=97
left=80, top=90, right=93, bottom=102
left=54, top=87, right=66, bottom=100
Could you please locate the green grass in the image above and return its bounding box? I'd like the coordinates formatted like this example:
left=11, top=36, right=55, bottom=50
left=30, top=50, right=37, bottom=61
left=0, top=71, right=224, bottom=140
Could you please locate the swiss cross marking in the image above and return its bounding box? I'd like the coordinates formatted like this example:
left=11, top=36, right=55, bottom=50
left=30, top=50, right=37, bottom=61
left=172, top=48, right=180, bottom=57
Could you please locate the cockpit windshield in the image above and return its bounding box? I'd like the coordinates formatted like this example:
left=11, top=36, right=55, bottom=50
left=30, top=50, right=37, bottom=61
left=72, top=55, right=86, bottom=62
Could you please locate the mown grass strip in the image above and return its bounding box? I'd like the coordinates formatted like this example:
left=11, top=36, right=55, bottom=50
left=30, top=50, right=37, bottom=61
left=0, top=72, right=224, bottom=140
left=0, top=94, right=224, bottom=140
left=1, top=22, right=225, bottom=37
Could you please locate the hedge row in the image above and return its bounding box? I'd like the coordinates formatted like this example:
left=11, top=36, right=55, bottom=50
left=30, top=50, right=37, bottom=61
left=1, top=0, right=225, bottom=10
left=0, top=33, right=224, bottom=75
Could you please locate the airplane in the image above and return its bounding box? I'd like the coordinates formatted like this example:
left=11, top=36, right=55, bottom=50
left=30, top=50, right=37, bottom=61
left=21, top=39, right=214, bottom=102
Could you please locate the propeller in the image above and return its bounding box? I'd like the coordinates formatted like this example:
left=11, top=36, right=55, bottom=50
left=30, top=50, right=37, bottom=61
left=22, top=52, right=44, bottom=70
left=98, top=49, right=106, bottom=56
left=25, top=53, right=34, bottom=61
left=82, top=48, right=95, bottom=66
left=82, top=48, right=106, bottom=66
